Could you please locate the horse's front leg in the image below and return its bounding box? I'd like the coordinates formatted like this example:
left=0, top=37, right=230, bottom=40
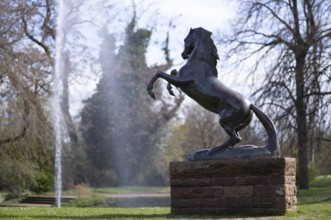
left=147, top=70, right=192, bottom=99
left=167, top=69, right=178, bottom=96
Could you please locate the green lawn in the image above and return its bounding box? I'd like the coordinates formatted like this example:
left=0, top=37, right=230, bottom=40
left=0, top=207, right=171, bottom=220
left=297, top=203, right=331, bottom=219
left=92, top=186, right=170, bottom=194
left=298, top=175, right=331, bottom=204
left=0, top=204, right=331, bottom=220
left=299, top=175, right=331, bottom=197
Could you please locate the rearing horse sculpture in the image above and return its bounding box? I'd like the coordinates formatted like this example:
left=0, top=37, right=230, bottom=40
left=147, top=27, right=280, bottom=160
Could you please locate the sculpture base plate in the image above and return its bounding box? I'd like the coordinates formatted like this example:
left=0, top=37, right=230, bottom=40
left=187, top=145, right=276, bottom=161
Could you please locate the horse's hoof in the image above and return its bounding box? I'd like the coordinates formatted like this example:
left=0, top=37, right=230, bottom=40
left=170, top=69, right=177, bottom=75
left=187, top=149, right=210, bottom=160
left=186, top=152, right=195, bottom=161
left=148, top=90, right=156, bottom=99
left=207, top=147, right=223, bottom=156
left=168, top=89, right=175, bottom=96
left=167, top=84, right=175, bottom=96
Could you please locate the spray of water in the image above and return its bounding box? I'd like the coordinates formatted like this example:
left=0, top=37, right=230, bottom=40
left=53, top=0, right=65, bottom=208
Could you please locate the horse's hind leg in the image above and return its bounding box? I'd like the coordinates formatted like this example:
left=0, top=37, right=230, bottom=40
left=208, top=126, right=241, bottom=155
left=208, top=110, right=252, bottom=155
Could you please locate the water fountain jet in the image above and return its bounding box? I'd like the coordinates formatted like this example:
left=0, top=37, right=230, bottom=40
left=53, top=0, right=65, bottom=208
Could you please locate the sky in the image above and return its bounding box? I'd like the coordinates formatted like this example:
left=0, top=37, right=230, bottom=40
left=145, top=0, right=236, bottom=30
left=68, top=0, right=238, bottom=115
left=141, top=0, right=237, bottom=65
left=79, top=0, right=237, bottom=65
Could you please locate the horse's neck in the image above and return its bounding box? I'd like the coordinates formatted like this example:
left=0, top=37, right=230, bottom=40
left=189, top=41, right=217, bottom=67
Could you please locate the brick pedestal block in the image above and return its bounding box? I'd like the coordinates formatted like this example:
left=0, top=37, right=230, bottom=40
left=170, top=158, right=296, bottom=215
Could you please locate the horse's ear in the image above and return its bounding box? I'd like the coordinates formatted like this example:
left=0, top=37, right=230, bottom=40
left=189, top=28, right=193, bottom=33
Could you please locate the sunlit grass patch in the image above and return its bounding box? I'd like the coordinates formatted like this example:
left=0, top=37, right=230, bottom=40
left=297, top=202, right=331, bottom=220
left=0, top=207, right=171, bottom=220
left=298, top=175, right=331, bottom=204
left=1, top=204, right=331, bottom=219
left=92, top=186, right=170, bottom=194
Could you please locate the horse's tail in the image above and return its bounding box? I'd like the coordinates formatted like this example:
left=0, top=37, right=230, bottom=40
left=250, top=104, right=280, bottom=157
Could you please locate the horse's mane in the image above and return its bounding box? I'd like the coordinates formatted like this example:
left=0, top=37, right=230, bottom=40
left=191, top=28, right=219, bottom=76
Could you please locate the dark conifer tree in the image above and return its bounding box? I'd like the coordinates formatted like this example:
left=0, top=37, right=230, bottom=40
left=80, top=17, right=183, bottom=186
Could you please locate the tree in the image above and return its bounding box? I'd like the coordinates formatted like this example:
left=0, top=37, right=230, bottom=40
left=163, top=103, right=263, bottom=165
left=0, top=0, right=54, bottom=194
left=0, top=0, right=91, bottom=192
left=220, top=0, right=331, bottom=189
left=20, top=0, right=99, bottom=187
left=80, top=15, right=184, bottom=186
left=183, top=104, right=225, bottom=150
left=162, top=104, right=225, bottom=166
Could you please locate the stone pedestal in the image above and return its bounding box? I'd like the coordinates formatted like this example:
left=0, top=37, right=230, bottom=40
left=170, top=158, right=296, bottom=215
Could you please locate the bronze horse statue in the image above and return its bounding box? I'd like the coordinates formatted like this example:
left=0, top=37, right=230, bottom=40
left=147, top=27, right=280, bottom=160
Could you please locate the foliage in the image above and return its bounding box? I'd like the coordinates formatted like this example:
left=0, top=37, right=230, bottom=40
left=18, top=0, right=97, bottom=189
left=162, top=103, right=265, bottom=164
left=63, top=195, right=110, bottom=208
left=0, top=0, right=55, bottom=194
left=71, top=184, right=93, bottom=197
left=0, top=159, right=36, bottom=195
left=161, top=103, right=229, bottom=165
left=31, top=170, right=54, bottom=194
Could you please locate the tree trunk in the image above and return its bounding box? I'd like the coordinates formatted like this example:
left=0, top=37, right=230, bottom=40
left=295, top=55, right=309, bottom=189
left=61, top=52, right=79, bottom=146
left=292, top=0, right=309, bottom=189
left=60, top=52, right=83, bottom=187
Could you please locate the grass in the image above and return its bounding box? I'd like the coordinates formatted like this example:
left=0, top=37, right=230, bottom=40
left=61, top=195, right=114, bottom=207
left=297, top=202, right=331, bottom=219
left=92, top=186, right=170, bottom=194
left=1, top=204, right=331, bottom=220
left=298, top=175, right=331, bottom=204
left=44, top=186, right=170, bottom=196
left=0, top=207, right=171, bottom=220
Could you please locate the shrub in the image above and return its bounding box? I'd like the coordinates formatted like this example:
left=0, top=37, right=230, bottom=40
left=31, top=170, right=54, bottom=193
left=73, top=184, right=93, bottom=197
left=0, top=159, right=36, bottom=196
left=62, top=195, right=114, bottom=207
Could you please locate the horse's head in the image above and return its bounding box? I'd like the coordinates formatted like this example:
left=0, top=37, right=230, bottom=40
left=181, top=28, right=195, bottom=59
left=181, top=27, right=219, bottom=61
